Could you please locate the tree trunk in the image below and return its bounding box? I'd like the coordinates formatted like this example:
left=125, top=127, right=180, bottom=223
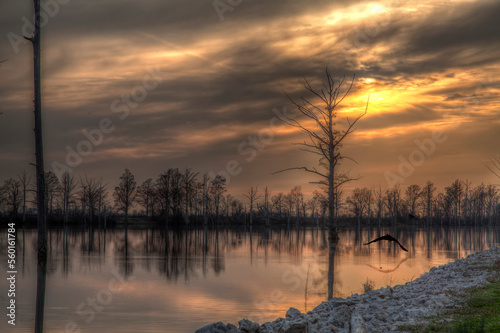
left=29, top=1, right=47, bottom=332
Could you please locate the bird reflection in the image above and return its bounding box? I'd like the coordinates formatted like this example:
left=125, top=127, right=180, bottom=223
left=367, top=257, right=409, bottom=273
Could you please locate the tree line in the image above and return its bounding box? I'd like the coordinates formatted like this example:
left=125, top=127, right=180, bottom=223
left=1, top=168, right=498, bottom=225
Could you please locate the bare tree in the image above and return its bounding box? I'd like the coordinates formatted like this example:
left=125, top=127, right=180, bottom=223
left=156, top=169, right=176, bottom=225
left=374, top=186, right=384, bottom=224
left=277, top=68, right=367, bottom=237
left=244, top=186, right=261, bottom=225
left=486, top=184, right=498, bottom=224
left=80, top=176, right=105, bottom=224
left=210, top=175, right=226, bottom=223
left=202, top=172, right=210, bottom=225
left=113, top=169, right=137, bottom=225
left=45, top=171, right=61, bottom=217
left=3, top=178, right=22, bottom=216
left=271, top=192, right=285, bottom=219
left=24, top=1, right=46, bottom=331
left=346, top=187, right=371, bottom=224
left=405, top=184, right=422, bottom=217
left=17, top=170, right=32, bottom=223
left=421, top=181, right=435, bottom=223
left=137, top=178, right=155, bottom=217
left=385, top=185, right=401, bottom=223
left=182, top=168, right=199, bottom=217
left=61, top=171, right=77, bottom=223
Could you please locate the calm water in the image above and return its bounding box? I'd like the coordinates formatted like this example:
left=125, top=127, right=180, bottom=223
left=1, top=224, right=499, bottom=333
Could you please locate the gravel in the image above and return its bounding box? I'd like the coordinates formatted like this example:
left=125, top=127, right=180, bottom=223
left=195, top=247, right=499, bottom=333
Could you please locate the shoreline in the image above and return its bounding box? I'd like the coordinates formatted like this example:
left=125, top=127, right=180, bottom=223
left=196, top=247, right=500, bottom=333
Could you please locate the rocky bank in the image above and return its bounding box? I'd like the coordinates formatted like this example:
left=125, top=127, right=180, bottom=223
left=196, top=247, right=500, bottom=333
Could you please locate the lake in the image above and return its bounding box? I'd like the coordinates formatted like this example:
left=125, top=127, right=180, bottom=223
left=1, top=223, right=499, bottom=333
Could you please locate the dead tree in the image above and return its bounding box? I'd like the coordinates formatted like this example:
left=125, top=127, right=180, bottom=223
left=113, top=169, right=137, bottom=225
left=244, top=186, right=261, bottom=225
left=277, top=68, right=367, bottom=238
left=61, top=171, right=77, bottom=223
left=24, top=1, right=47, bottom=332
left=17, top=170, right=32, bottom=224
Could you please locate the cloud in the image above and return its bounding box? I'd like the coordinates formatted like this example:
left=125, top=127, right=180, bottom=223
left=1, top=0, right=499, bottom=194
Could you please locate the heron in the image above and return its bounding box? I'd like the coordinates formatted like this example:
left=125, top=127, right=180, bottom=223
left=364, top=234, right=408, bottom=252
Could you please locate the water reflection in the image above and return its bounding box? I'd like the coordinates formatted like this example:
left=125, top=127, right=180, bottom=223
left=0, top=224, right=499, bottom=333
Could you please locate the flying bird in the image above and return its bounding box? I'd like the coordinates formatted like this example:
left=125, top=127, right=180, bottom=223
left=364, top=234, right=408, bottom=252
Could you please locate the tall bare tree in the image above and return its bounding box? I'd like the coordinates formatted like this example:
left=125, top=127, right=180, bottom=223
left=277, top=68, right=367, bottom=238
left=24, top=1, right=46, bottom=331
left=113, top=169, right=137, bottom=224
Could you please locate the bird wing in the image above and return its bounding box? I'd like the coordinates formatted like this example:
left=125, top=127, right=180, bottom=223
left=363, top=235, right=387, bottom=245
left=394, top=240, right=408, bottom=252
left=364, top=234, right=408, bottom=252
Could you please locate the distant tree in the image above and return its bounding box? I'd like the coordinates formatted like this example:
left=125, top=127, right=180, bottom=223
left=404, top=184, right=422, bottom=217
left=445, top=179, right=464, bottom=224
left=210, top=175, right=226, bottom=222
left=45, top=171, right=61, bottom=217
left=271, top=192, right=285, bottom=218
left=231, top=197, right=244, bottom=216
left=3, top=178, right=22, bottom=216
left=374, top=186, right=384, bottom=223
left=471, top=184, right=486, bottom=224
left=202, top=172, right=210, bottom=225
left=61, top=171, right=77, bottom=223
left=169, top=169, right=183, bottom=217
left=262, top=186, right=271, bottom=226
left=346, top=187, right=371, bottom=224
left=283, top=193, right=294, bottom=224
left=156, top=169, right=176, bottom=224
left=80, top=176, right=105, bottom=224
left=113, top=169, right=137, bottom=224
left=277, top=68, right=367, bottom=238
left=17, top=170, right=32, bottom=223
left=182, top=168, right=198, bottom=217
left=463, top=179, right=472, bottom=223
left=290, top=186, right=303, bottom=220
left=137, top=178, right=155, bottom=217
left=486, top=185, right=498, bottom=224
left=385, top=185, right=401, bottom=222
left=244, top=186, right=261, bottom=225
left=421, top=181, right=435, bottom=223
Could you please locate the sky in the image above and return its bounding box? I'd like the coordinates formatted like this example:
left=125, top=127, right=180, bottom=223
left=0, top=0, right=499, bottom=198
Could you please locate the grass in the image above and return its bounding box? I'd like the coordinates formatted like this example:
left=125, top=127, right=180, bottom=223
left=399, top=258, right=500, bottom=333
left=362, top=278, right=375, bottom=293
